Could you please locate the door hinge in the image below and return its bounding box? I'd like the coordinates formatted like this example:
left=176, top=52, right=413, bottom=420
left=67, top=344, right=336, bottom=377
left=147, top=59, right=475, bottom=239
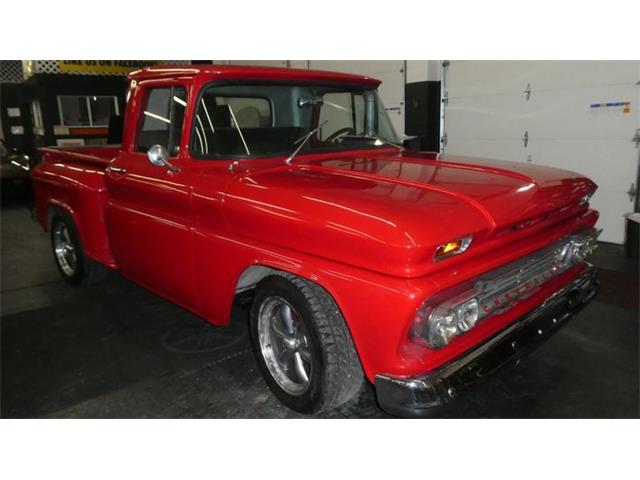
left=522, top=130, right=529, bottom=148
left=442, top=60, right=450, bottom=69
left=524, top=83, right=531, bottom=101
left=633, top=128, right=640, bottom=148
left=442, top=91, right=449, bottom=106
left=627, top=183, right=637, bottom=202
left=441, top=132, right=448, bottom=147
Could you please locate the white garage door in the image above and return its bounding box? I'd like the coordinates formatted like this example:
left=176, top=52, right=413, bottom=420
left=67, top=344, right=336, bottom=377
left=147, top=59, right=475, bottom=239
left=443, top=61, right=640, bottom=244
left=308, top=61, right=406, bottom=136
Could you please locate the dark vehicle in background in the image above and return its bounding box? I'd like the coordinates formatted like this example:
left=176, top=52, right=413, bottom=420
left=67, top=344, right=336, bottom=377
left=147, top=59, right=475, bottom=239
left=1, top=140, right=32, bottom=200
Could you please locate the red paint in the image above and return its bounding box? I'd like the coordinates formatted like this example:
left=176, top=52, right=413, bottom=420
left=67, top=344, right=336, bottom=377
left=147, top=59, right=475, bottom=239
left=31, top=65, right=599, bottom=382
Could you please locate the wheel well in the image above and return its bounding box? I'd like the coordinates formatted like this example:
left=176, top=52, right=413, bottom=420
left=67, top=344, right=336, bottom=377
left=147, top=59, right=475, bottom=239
left=232, top=266, right=343, bottom=326
left=233, top=265, right=331, bottom=306
left=234, top=265, right=282, bottom=294
left=46, top=205, right=71, bottom=231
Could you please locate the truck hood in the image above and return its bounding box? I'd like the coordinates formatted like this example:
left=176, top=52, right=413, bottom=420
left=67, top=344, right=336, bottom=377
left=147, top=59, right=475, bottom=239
left=222, top=150, right=597, bottom=277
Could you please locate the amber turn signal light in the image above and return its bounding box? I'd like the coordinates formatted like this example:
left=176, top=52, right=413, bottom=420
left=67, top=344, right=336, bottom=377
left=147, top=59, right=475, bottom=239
left=434, top=236, right=473, bottom=261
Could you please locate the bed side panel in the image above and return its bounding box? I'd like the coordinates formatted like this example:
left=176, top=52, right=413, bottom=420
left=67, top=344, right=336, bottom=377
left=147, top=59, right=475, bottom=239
left=31, top=151, right=116, bottom=268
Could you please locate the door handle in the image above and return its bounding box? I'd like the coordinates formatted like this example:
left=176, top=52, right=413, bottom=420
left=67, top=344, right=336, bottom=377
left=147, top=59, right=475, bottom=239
left=106, top=166, right=127, bottom=174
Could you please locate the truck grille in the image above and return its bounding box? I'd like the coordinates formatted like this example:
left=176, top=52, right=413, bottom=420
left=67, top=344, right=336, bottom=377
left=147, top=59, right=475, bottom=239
left=474, top=228, right=600, bottom=317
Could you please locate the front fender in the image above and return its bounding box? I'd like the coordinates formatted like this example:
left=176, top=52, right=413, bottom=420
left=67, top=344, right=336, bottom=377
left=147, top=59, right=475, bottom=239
left=191, top=230, right=427, bottom=382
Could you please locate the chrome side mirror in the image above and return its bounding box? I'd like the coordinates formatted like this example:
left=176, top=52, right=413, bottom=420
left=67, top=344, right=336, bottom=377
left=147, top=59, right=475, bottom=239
left=147, top=144, right=180, bottom=172
left=147, top=144, right=169, bottom=166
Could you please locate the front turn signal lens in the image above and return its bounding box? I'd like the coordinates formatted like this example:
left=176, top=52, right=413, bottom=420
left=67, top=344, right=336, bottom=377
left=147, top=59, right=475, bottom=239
left=434, top=236, right=473, bottom=261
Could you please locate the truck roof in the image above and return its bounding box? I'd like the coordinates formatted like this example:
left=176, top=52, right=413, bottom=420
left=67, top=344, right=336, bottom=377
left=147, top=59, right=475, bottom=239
left=128, top=64, right=381, bottom=87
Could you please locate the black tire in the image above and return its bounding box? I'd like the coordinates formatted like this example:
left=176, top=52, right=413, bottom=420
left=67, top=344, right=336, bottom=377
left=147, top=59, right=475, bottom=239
left=249, top=273, right=363, bottom=414
left=50, top=211, right=107, bottom=286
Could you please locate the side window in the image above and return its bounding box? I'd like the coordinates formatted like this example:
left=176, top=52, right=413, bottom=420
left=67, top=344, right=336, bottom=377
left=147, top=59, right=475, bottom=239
left=318, top=92, right=365, bottom=140
left=136, top=86, right=186, bottom=156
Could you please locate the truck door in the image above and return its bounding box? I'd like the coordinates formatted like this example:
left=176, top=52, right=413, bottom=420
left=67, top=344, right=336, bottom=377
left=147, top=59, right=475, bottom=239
left=105, top=81, right=198, bottom=310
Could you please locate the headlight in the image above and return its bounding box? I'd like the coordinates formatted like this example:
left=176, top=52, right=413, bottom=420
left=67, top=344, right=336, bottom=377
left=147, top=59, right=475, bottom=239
left=412, top=296, right=478, bottom=349
left=456, top=299, right=479, bottom=331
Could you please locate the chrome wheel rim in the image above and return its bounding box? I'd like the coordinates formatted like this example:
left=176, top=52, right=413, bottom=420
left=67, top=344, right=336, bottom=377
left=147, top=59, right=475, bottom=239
left=53, top=222, right=77, bottom=277
left=258, top=296, right=313, bottom=396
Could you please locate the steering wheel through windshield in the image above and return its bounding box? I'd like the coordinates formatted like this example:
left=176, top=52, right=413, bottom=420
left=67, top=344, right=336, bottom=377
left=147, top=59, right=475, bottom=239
left=325, top=127, right=355, bottom=143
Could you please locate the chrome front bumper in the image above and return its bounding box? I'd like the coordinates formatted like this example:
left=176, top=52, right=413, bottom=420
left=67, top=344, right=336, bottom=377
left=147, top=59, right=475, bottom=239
left=375, top=266, right=599, bottom=417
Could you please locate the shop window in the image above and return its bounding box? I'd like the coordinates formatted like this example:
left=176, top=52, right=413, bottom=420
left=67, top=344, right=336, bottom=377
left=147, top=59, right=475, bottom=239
left=57, top=95, right=119, bottom=127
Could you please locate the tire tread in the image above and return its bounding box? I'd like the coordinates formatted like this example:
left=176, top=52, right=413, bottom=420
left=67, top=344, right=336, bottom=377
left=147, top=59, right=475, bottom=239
left=271, top=272, right=364, bottom=411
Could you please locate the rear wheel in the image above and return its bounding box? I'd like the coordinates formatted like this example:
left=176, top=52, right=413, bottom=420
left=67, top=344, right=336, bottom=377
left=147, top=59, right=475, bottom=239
left=249, top=273, right=363, bottom=413
left=50, top=212, right=107, bottom=285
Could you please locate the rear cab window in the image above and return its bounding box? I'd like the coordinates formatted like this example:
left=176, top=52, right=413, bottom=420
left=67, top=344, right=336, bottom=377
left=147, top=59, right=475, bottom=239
left=191, top=89, right=273, bottom=157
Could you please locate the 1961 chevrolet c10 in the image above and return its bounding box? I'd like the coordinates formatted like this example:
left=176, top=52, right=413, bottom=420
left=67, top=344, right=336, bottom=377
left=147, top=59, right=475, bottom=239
left=32, top=65, right=601, bottom=416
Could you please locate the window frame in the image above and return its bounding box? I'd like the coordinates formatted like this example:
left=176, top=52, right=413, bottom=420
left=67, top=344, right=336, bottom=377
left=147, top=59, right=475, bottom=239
left=134, top=85, right=187, bottom=156
left=56, top=95, right=119, bottom=127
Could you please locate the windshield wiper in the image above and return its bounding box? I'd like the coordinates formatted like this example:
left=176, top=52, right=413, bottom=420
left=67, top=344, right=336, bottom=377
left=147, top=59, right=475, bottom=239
left=285, top=120, right=328, bottom=165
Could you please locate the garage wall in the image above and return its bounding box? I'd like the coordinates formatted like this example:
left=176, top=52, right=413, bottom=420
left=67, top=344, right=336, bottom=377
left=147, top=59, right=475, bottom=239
left=442, top=60, right=640, bottom=244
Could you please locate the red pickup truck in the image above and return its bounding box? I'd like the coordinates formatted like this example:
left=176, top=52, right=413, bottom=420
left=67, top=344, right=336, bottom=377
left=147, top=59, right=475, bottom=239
left=32, top=64, right=601, bottom=416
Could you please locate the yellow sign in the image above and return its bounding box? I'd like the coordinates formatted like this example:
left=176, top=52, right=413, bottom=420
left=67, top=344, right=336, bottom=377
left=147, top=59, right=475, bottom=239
left=58, top=60, right=160, bottom=74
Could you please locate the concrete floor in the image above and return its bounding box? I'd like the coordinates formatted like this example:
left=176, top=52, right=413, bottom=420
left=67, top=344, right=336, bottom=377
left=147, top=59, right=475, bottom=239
left=1, top=200, right=638, bottom=418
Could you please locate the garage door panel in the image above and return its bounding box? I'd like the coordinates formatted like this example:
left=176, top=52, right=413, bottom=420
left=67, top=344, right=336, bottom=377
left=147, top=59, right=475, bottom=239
left=590, top=191, right=629, bottom=243
left=521, top=60, right=639, bottom=92
left=447, top=61, right=639, bottom=98
left=529, top=139, right=636, bottom=193
left=529, top=85, right=637, bottom=140
left=447, top=61, right=538, bottom=97
left=445, top=138, right=526, bottom=163
left=446, top=93, right=529, bottom=140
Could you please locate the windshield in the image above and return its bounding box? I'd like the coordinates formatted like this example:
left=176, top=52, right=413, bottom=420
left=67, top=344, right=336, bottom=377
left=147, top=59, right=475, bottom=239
left=190, top=83, right=399, bottom=159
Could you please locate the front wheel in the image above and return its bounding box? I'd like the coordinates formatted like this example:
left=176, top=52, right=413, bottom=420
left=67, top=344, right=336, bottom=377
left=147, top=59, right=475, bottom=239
left=249, top=273, right=363, bottom=414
